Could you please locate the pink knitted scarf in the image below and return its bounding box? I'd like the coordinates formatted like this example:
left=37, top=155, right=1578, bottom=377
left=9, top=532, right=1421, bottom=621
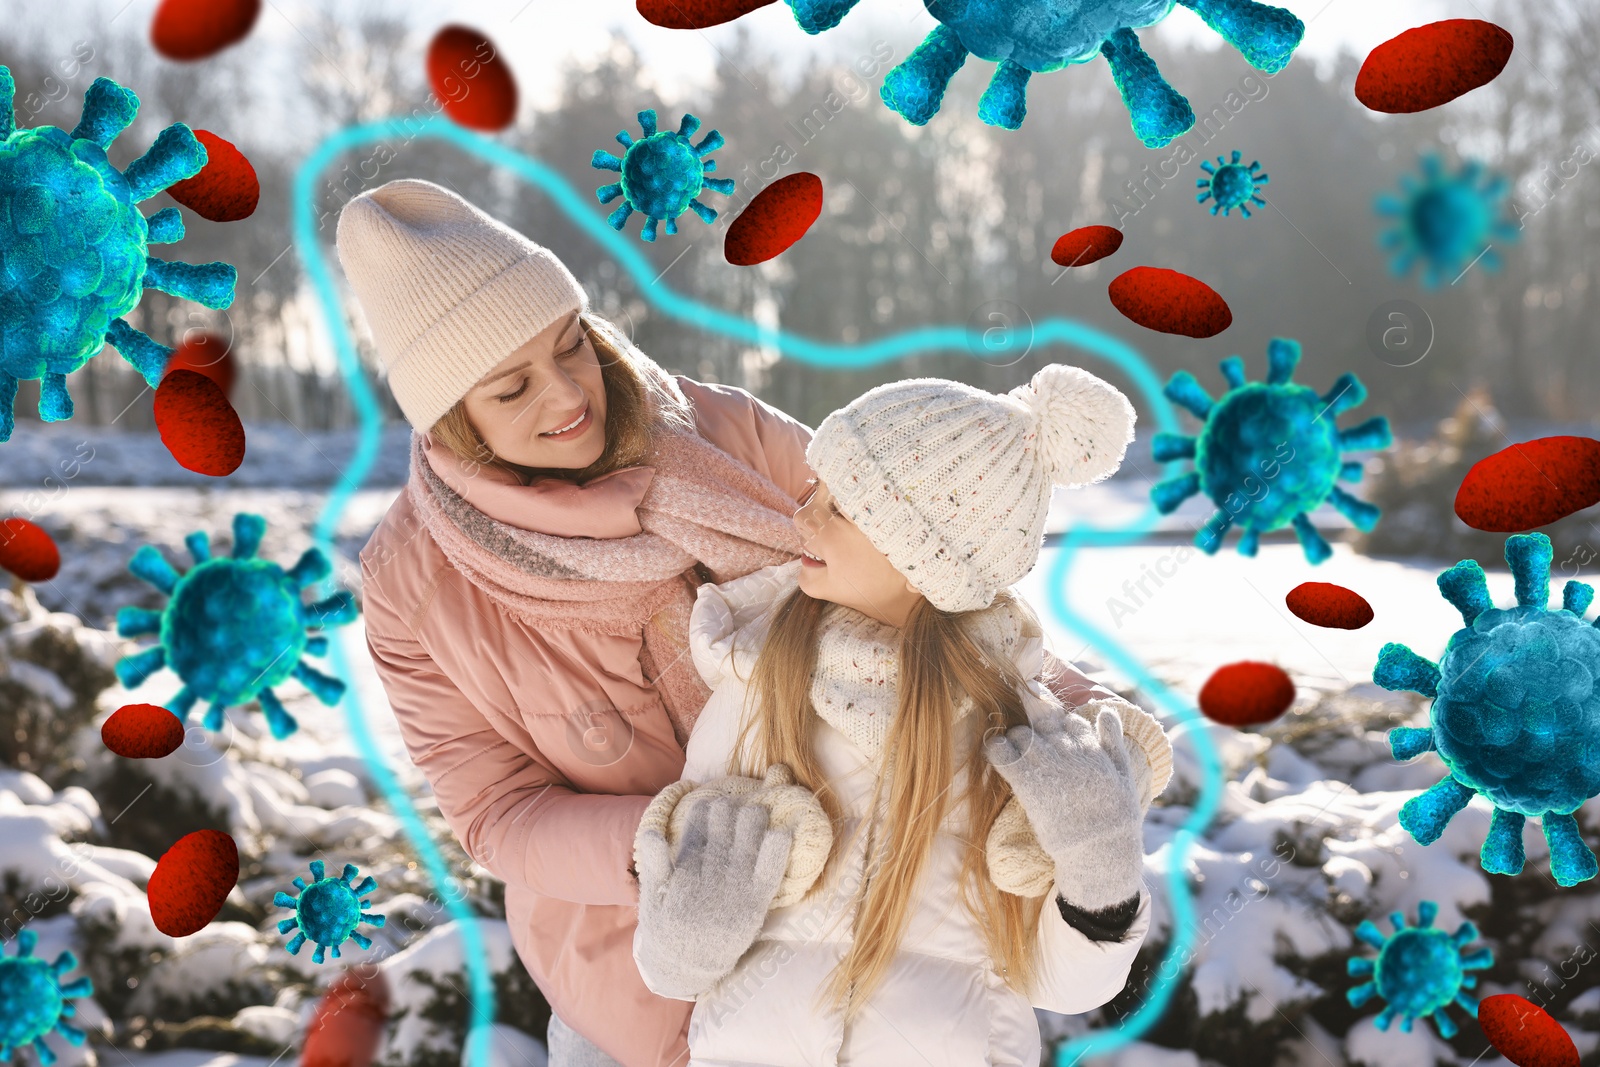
left=406, top=414, right=803, bottom=743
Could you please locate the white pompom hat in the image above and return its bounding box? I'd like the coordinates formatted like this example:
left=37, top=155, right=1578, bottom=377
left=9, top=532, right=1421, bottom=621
left=807, top=365, right=1137, bottom=612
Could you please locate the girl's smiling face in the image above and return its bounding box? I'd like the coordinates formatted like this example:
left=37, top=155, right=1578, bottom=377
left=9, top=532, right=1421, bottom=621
left=459, top=311, right=607, bottom=470
left=795, top=478, right=923, bottom=628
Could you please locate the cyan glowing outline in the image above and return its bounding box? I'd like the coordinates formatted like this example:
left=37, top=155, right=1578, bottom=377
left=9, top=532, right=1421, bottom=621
left=1048, top=538, right=1223, bottom=1065
left=294, top=116, right=1224, bottom=1064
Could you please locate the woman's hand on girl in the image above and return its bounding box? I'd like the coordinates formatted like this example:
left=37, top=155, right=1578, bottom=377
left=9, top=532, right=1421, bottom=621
left=983, top=704, right=1145, bottom=913
left=635, top=793, right=793, bottom=998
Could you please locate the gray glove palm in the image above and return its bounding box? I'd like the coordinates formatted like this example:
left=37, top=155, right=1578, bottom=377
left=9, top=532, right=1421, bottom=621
left=984, top=702, right=1145, bottom=912
left=635, top=792, right=792, bottom=998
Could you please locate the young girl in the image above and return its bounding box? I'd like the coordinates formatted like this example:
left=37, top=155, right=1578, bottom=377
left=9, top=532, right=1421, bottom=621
left=631, top=365, right=1173, bottom=1065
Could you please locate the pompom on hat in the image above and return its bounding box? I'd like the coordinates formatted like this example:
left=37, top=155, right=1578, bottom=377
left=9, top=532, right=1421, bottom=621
left=806, top=364, right=1136, bottom=612
left=334, top=178, right=589, bottom=431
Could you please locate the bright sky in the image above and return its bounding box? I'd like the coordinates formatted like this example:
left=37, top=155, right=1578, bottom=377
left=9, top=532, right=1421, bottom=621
left=372, top=0, right=1457, bottom=110
left=78, top=0, right=1460, bottom=114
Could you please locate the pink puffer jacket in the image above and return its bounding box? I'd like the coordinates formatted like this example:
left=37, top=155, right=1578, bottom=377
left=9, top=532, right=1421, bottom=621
left=361, top=378, right=814, bottom=1067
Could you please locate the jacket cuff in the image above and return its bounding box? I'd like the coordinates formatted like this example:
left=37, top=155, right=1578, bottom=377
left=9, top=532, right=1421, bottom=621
left=1056, top=892, right=1141, bottom=943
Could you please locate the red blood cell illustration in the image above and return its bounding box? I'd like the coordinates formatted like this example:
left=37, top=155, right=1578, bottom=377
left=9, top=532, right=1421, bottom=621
left=1478, top=994, right=1580, bottom=1067
left=1051, top=225, right=1124, bottom=268
left=1455, top=436, right=1600, bottom=533
left=637, top=0, right=777, bottom=29
left=164, top=130, right=259, bottom=223
left=1108, top=266, right=1232, bottom=338
left=154, top=370, right=247, bottom=477
left=150, top=0, right=261, bottom=61
left=302, top=968, right=392, bottom=1067
left=164, top=332, right=238, bottom=398
left=1285, top=582, right=1374, bottom=630
left=0, top=518, right=60, bottom=582
left=725, top=173, right=824, bottom=266
left=148, top=829, right=240, bottom=937
left=1199, top=661, right=1295, bottom=727
left=1356, top=20, right=1514, bottom=115
left=102, top=703, right=187, bottom=759
left=428, top=26, right=519, bottom=131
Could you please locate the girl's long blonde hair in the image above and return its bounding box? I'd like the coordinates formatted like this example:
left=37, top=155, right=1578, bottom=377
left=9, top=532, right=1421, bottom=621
left=430, top=311, right=692, bottom=482
left=732, top=587, right=1047, bottom=1018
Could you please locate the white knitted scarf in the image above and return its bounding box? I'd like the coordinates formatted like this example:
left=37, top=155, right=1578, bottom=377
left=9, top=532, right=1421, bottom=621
left=809, top=602, right=1025, bottom=761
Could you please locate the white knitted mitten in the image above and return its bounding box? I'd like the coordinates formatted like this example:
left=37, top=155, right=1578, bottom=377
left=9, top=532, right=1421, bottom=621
left=987, top=695, right=1169, bottom=896
left=983, top=704, right=1144, bottom=912
left=636, top=764, right=832, bottom=908
left=635, top=794, right=791, bottom=998
left=1096, top=696, right=1172, bottom=811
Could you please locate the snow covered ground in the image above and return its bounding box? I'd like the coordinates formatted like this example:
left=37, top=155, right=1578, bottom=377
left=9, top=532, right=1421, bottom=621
left=2, top=474, right=1593, bottom=1067
left=0, top=422, right=415, bottom=491
left=1026, top=538, right=1467, bottom=696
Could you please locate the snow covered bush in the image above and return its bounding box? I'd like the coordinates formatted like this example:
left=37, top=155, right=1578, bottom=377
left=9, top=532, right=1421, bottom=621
left=1041, top=681, right=1600, bottom=1067
left=0, top=584, right=117, bottom=782
left=379, top=921, right=550, bottom=1067
left=0, top=576, right=552, bottom=1063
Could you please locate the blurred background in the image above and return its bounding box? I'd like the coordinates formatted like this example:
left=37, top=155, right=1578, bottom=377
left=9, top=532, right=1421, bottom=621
left=2, top=1, right=1599, bottom=1065
left=3, top=0, right=1595, bottom=436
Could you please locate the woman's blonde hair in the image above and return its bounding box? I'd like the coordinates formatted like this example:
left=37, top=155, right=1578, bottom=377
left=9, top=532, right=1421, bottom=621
left=429, top=311, right=692, bottom=482
left=731, top=589, right=1044, bottom=1019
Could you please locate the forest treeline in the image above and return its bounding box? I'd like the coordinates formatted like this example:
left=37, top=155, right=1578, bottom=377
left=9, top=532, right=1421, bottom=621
left=3, top=0, right=1596, bottom=436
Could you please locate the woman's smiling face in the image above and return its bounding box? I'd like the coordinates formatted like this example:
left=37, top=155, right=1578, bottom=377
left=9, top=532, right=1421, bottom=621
left=459, top=311, right=607, bottom=470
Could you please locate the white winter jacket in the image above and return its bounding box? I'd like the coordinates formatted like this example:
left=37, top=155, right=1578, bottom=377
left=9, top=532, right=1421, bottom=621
left=633, top=561, right=1150, bottom=1067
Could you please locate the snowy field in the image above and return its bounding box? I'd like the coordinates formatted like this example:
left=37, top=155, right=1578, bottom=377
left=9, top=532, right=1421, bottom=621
left=11, top=468, right=1444, bottom=718
left=1027, top=539, right=1467, bottom=698
left=2, top=468, right=1590, bottom=1067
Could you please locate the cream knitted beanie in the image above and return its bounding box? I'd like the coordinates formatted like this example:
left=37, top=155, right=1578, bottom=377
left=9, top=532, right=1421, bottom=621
left=807, top=365, right=1136, bottom=613
left=334, top=178, right=589, bottom=431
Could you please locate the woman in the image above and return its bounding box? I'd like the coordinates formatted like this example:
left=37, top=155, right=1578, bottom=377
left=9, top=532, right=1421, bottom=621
left=336, top=178, right=814, bottom=1067
left=337, top=178, right=1128, bottom=1066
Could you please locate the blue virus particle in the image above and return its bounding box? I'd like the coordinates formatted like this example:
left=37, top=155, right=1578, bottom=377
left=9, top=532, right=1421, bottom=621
left=1196, top=149, right=1268, bottom=217
left=1149, top=338, right=1393, bottom=563
left=0, top=929, right=93, bottom=1066
left=590, top=109, right=737, bottom=242
left=1377, top=153, right=1519, bottom=288
left=114, top=512, right=359, bottom=740
left=0, top=66, right=237, bottom=442
left=1346, top=901, right=1492, bottom=1039
left=275, top=860, right=387, bottom=964
left=1377, top=532, right=1600, bottom=887
left=777, top=0, right=1302, bottom=147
